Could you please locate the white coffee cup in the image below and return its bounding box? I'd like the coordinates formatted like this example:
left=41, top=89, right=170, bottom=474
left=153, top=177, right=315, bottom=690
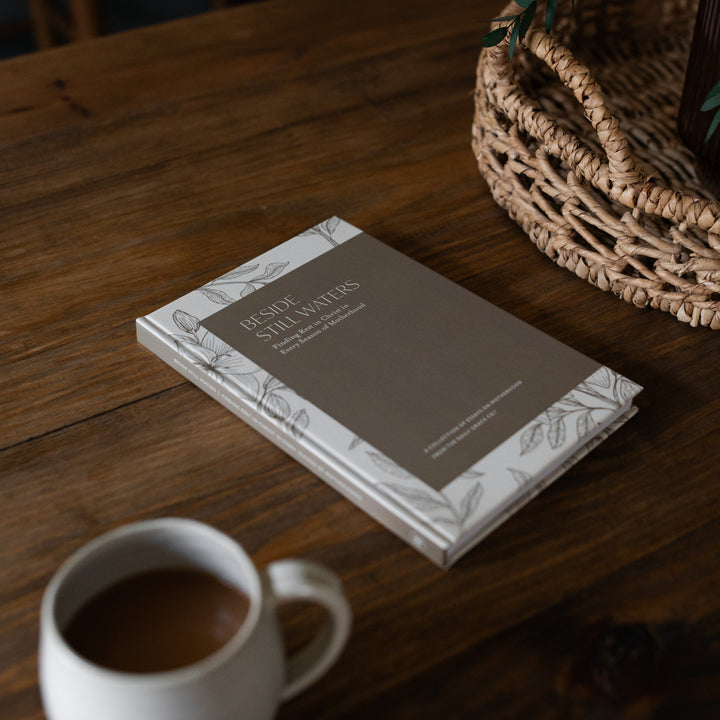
left=39, top=518, right=352, bottom=720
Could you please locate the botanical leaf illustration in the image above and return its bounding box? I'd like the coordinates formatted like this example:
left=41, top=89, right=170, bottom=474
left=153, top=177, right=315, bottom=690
left=215, top=264, right=260, bottom=281
left=558, top=394, right=592, bottom=410
left=614, top=377, right=639, bottom=405
left=545, top=404, right=568, bottom=420
left=170, top=334, right=202, bottom=356
left=517, top=369, right=637, bottom=455
left=459, top=468, right=485, bottom=479
left=379, top=482, right=448, bottom=512
left=432, top=516, right=465, bottom=528
left=368, top=453, right=413, bottom=478
left=324, top=217, right=340, bottom=235
left=547, top=417, right=567, bottom=449
left=263, top=374, right=285, bottom=393
left=171, top=335, right=215, bottom=361
left=211, top=355, right=261, bottom=376
left=299, top=218, right=341, bottom=246
left=199, top=287, right=235, bottom=305
left=251, top=261, right=288, bottom=282
left=576, top=410, right=595, bottom=439
left=288, top=409, right=310, bottom=439
left=592, top=366, right=612, bottom=389
left=262, top=393, right=291, bottom=421
left=201, top=259, right=291, bottom=301
left=172, top=309, right=200, bottom=333
left=458, top=482, right=483, bottom=525
left=508, top=468, right=532, bottom=486
left=200, top=332, right=233, bottom=358
left=233, top=373, right=260, bottom=401
left=166, top=298, right=308, bottom=431
left=576, top=381, right=619, bottom=409
left=170, top=323, right=260, bottom=379
left=520, top=423, right=544, bottom=455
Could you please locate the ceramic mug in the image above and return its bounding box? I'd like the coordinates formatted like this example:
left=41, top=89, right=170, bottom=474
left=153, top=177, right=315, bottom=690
left=39, top=518, right=352, bottom=720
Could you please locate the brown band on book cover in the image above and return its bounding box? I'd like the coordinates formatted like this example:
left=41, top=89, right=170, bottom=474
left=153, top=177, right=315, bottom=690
left=202, top=233, right=600, bottom=491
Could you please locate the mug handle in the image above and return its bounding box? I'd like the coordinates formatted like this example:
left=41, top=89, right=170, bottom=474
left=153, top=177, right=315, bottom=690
left=264, top=559, right=352, bottom=700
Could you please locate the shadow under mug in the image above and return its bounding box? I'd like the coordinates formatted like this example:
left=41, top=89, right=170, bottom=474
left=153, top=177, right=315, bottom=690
left=39, top=518, right=352, bottom=720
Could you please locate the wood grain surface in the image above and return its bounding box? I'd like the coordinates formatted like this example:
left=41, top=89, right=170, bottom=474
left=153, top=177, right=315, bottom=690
left=2, top=1, right=720, bottom=718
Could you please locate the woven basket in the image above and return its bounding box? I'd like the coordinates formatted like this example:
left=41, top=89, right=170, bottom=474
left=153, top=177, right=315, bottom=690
left=472, top=0, right=720, bottom=329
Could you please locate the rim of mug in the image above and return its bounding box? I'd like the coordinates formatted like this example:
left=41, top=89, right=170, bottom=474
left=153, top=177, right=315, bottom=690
left=40, top=517, right=263, bottom=685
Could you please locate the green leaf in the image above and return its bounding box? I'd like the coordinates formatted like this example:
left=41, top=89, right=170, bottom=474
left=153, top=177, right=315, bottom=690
left=701, top=80, right=720, bottom=112
left=545, top=0, right=557, bottom=32
left=705, top=108, right=720, bottom=144
left=519, top=1, right=537, bottom=41
left=509, top=17, right=521, bottom=59
left=481, top=26, right=508, bottom=47
left=514, top=0, right=534, bottom=8
left=706, top=79, right=720, bottom=98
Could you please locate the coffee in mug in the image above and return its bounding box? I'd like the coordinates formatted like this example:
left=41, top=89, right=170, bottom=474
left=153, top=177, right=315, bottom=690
left=63, top=567, right=251, bottom=673
left=39, top=518, right=352, bottom=720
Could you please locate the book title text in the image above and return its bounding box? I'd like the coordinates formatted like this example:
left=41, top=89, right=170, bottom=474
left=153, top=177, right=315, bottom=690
left=238, top=281, right=360, bottom=341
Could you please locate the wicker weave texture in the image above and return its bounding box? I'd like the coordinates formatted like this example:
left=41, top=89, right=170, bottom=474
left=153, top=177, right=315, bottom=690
left=473, top=0, right=720, bottom=329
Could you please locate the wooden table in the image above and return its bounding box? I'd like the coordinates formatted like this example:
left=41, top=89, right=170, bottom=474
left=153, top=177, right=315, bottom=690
left=3, top=1, right=720, bottom=717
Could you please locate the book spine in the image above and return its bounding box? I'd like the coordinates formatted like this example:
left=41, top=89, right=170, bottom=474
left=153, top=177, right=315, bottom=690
left=136, top=318, right=451, bottom=568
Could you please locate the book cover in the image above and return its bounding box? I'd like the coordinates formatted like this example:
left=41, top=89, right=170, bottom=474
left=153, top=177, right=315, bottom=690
left=136, top=218, right=642, bottom=567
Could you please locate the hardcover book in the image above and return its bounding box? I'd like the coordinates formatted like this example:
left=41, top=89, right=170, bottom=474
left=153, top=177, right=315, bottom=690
left=137, top=218, right=642, bottom=567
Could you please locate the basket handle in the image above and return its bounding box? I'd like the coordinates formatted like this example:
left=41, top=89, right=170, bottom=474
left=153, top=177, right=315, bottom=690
left=483, top=29, right=639, bottom=192
left=523, top=29, right=639, bottom=186
left=483, top=27, right=720, bottom=234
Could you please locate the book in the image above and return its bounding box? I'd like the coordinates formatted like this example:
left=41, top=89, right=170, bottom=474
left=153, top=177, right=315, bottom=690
left=137, top=218, right=642, bottom=568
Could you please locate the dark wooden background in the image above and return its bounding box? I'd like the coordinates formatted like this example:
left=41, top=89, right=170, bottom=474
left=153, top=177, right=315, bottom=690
left=2, top=0, right=720, bottom=718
